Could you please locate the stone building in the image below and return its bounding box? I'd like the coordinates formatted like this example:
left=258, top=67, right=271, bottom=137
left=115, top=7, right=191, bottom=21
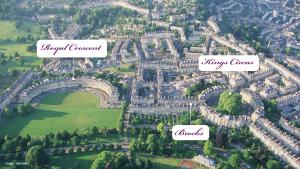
left=250, top=123, right=300, bottom=169
left=279, top=117, right=300, bottom=139
left=19, top=77, right=119, bottom=107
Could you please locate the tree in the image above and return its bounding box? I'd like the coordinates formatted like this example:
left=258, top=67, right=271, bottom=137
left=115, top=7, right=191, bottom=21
left=8, top=69, right=19, bottom=76
left=216, top=162, right=231, bottom=169
left=25, top=145, right=49, bottom=168
left=18, top=103, right=33, bottom=116
left=135, top=157, right=152, bottom=169
left=179, top=113, right=189, bottom=125
left=286, top=47, right=291, bottom=55
left=135, top=157, right=145, bottom=169
left=91, top=151, right=112, bottom=169
left=144, top=159, right=152, bottom=169
left=0, top=0, right=16, bottom=19
left=217, top=90, right=243, bottom=115
left=195, top=0, right=210, bottom=21
left=203, top=140, right=215, bottom=157
left=266, top=160, right=279, bottom=169
left=61, top=130, right=70, bottom=141
left=40, top=70, right=47, bottom=78
left=130, top=139, right=139, bottom=152
left=216, top=129, right=228, bottom=147
left=193, top=118, right=205, bottom=125
left=71, top=136, right=80, bottom=146
left=2, top=139, right=17, bottom=153
left=3, top=107, right=13, bottom=119
left=156, top=122, right=164, bottom=135
left=263, top=99, right=280, bottom=122
left=146, top=134, right=158, bottom=155
left=242, top=149, right=253, bottom=162
left=113, top=152, right=130, bottom=169
left=228, top=154, right=240, bottom=168
left=102, top=127, right=108, bottom=138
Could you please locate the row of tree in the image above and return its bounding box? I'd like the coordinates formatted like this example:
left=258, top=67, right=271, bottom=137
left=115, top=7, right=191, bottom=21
left=91, top=151, right=152, bottom=169
left=130, top=111, right=198, bottom=126
left=118, top=102, right=129, bottom=133
left=0, top=126, right=119, bottom=155
left=0, top=0, right=16, bottom=19
left=74, top=7, right=138, bottom=35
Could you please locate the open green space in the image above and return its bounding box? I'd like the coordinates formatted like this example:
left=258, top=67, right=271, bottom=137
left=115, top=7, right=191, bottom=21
left=0, top=20, right=42, bottom=72
left=138, top=154, right=182, bottom=169
left=0, top=20, right=43, bottom=93
left=0, top=92, right=121, bottom=137
left=104, top=63, right=136, bottom=76
left=51, top=152, right=99, bottom=169
left=0, top=20, right=41, bottom=41
left=1, top=152, right=100, bottom=169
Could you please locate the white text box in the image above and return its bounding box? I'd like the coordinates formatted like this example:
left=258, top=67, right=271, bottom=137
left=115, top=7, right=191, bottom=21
left=199, top=55, right=259, bottom=71
left=37, top=40, right=107, bottom=58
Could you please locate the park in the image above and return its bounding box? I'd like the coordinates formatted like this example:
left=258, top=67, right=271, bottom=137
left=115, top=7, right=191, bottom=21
left=0, top=91, right=121, bottom=137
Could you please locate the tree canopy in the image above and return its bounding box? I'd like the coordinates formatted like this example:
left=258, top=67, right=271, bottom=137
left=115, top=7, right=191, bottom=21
left=266, top=160, right=280, bottom=169
left=203, top=140, right=215, bottom=157
left=25, top=145, right=49, bottom=167
left=217, top=90, right=243, bottom=115
left=228, top=154, right=240, bottom=168
left=91, top=151, right=112, bottom=169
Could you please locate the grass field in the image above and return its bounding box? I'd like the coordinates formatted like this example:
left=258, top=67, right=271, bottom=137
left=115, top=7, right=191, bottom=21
left=51, top=152, right=99, bottom=169
left=0, top=20, right=41, bottom=41
left=0, top=92, right=121, bottom=137
left=139, top=154, right=182, bottom=169
left=104, top=63, right=136, bottom=76
left=150, top=157, right=182, bottom=169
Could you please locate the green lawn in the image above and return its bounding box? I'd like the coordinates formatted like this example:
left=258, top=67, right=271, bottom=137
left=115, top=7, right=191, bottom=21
left=51, top=152, right=99, bottom=169
left=104, top=63, right=135, bottom=76
left=0, top=20, right=41, bottom=41
left=139, top=154, right=182, bottom=169
left=0, top=43, right=41, bottom=70
left=0, top=92, right=121, bottom=137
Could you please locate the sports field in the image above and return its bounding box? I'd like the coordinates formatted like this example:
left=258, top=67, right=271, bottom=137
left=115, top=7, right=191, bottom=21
left=0, top=92, right=121, bottom=137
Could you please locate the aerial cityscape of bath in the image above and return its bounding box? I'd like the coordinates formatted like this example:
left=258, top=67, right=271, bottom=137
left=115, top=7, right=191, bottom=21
left=0, top=0, right=300, bottom=168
